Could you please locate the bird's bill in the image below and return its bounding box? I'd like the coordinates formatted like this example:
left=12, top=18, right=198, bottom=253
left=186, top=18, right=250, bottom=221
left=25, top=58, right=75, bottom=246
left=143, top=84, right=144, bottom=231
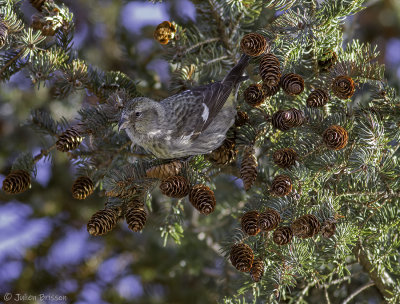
left=118, top=117, right=129, bottom=132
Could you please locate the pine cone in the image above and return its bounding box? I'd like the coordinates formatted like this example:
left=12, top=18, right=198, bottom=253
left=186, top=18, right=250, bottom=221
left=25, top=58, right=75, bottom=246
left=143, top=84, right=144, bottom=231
left=258, top=209, right=281, bottom=232
left=291, top=214, right=321, bottom=238
left=332, top=76, right=355, bottom=99
left=31, top=14, right=44, bottom=30
left=273, top=226, right=293, bottom=245
left=146, top=161, right=183, bottom=179
left=189, top=184, right=216, bottom=215
left=259, top=53, right=281, bottom=87
left=40, top=23, right=56, bottom=36
left=273, top=148, right=297, bottom=169
left=208, top=138, right=237, bottom=165
left=262, top=82, right=280, bottom=97
left=271, top=175, right=292, bottom=197
left=29, top=0, right=46, bottom=11
left=154, top=21, right=176, bottom=45
left=318, top=50, right=337, bottom=72
left=0, top=21, right=8, bottom=48
left=125, top=201, right=147, bottom=232
left=235, top=111, right=249, bottom=127
left=244, top=84, right=265, bottom=107
left=72, top=176, right=94, bottom=200
left=322, top=125, right=348, bottom=150
left=159, top=176, right=190, bottom=198
left=229, top=243, right=254, bottom=272
left=240, top=33, right=268, bottom=57
left=281, top=73, right=304, bottom=96
left=320, top=219, right=337, bottom=238
left=271, top=109, right=304, bottom=131
left=250, top=258, right=264, bottom=282
left=87, top=207, right=120, bottom=236
left=240, top=146, right=258, bottom=191
left=2, top=170, right=31, bottom=194
left=306, top=89, right=329, bottom=107
left=241, top=210, right=260, bottom=236
left=56, top=127, right=83, bottom=152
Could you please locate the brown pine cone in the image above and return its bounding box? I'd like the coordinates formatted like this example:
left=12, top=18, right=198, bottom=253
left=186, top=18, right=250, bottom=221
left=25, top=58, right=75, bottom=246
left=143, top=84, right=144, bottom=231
left=189, top=184, right=216, bottom=215
left=322, top=125, right=348, bottom=150
left=2, top=170, right=31, bottom=194
left=258, top=209, right=281, bottom=232
left=87, top=207, right=121, bottom=236
left=320, top=219, right=337, bottom=238
left=306, top=89, right=330, bottom=107
left=262, top=83, right=280, bottom=97
left=235, top=111, right=249, bottom=127
left=273, top=226, right=293, bottom=245
left=273, top=148, right=297, bottom=169
left=56, top=127, right=83, bottom=152
left=250, top=258, right=264, bottom=282
left=154, top=21, right=176, bottom=45
left=281, top=73, right=304, bottom=96
left=271, top=175, right=292, bottom=197
left=271, top=109, right=304, bottom=131
left=0, top=21, right=8, bottom=48
left=244, top=84, right=265, bottom=107
left=29, top=0, right=46, bottom=11
left=146, top=161, right=183, bottom=180
left=31, top=14, right=44, bottom=30
left=259, top=53, right=281, bottom=87
left=332, top=76, right=355, bottom=99
left=291, top=214, right=321, bottom=238
left=208, top=138, right=237, bottom=165
left=229, top=243, right=254, bottom=272
left=241, top=211, right=260, bottom=236
left=159, top=176, right=190, bottom=198
left=240, top=146, right=258, bottom=191
left=125, top=201, right=147, bottom=232
left=240, top=33, right=268, bottom=57
left=318, top=50, right=338, bottom=72
left=72, top=176, right=94, bottom=200
left=288, top=108, right=305, bottom=127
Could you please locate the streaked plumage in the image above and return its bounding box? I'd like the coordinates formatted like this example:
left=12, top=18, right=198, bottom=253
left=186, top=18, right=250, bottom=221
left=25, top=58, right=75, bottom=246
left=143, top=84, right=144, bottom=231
left=119, top=54, right=250, bottom=159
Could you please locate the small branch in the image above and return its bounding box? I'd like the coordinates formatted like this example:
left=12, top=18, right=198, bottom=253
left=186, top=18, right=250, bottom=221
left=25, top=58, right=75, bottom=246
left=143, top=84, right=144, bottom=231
left=184, top=37, right=220, bottom=55
left=0, top=49, right=25, bottom=77
left=324, top=287, right=331, bottom=304
left=341, top=281, right=374, bottom=304
left=205, top=55, right=229, bottom=65
left=33, top=144, right=57, bottom=163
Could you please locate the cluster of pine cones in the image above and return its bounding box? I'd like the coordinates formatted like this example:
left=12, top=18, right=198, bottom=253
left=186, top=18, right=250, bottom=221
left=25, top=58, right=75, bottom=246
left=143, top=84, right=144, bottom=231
left=230, top=211, right=336, bottom=280
left=226, top=33, right=349, bottom=278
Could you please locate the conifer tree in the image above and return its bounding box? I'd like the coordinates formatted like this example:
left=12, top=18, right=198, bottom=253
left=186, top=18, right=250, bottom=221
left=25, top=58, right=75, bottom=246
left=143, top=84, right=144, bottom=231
left=1, top=0, right=400, bottom=303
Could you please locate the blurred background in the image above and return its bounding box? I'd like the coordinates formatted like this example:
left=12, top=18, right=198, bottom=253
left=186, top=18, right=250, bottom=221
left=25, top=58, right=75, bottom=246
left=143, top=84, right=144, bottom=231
left=0, top=0, right=399, bottom=303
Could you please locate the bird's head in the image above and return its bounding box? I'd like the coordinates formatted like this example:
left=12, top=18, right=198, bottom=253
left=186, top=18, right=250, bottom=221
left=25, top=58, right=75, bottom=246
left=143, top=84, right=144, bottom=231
left=118, top=97, right=164, bottom=134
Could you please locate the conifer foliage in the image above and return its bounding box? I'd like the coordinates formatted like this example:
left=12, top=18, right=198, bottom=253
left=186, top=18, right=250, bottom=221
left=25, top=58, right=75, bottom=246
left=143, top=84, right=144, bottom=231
left=1, top=0, right=400, bottom=302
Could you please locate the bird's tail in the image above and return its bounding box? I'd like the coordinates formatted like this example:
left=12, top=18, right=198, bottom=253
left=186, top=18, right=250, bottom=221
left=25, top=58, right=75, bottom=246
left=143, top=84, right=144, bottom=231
left=222, top=54, right=250, bottom=86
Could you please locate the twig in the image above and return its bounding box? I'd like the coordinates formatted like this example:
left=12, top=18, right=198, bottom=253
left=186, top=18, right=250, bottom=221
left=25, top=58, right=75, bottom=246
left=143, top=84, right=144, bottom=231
left=205, top=55, right=229, bottom=65
left=0, top=49, right=24, bottom=77
left=324, top=287, right=331, bottom=304
left=33, top=144, right=57, bottom=163
left=184, top=37, right=220, bottom=55
left=341, top=281, right=374, bottom=304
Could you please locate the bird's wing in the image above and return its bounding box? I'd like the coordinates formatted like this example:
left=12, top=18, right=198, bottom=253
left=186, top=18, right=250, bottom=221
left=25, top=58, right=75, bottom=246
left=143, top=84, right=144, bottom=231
left=162, top=81, right=233, bottom=139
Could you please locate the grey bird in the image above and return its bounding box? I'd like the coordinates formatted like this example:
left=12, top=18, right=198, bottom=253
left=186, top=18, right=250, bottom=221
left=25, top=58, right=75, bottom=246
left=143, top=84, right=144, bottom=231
left=118, top=54, right=250, bottom=159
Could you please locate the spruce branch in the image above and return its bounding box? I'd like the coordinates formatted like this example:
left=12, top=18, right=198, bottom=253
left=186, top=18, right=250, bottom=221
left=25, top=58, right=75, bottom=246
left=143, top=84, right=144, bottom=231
left=353, top=242, right=395, bottom=299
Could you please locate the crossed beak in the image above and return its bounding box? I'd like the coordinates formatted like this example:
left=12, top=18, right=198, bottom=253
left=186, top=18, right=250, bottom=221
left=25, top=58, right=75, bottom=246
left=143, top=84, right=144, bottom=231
left=118, top=116, right=129, bottom=132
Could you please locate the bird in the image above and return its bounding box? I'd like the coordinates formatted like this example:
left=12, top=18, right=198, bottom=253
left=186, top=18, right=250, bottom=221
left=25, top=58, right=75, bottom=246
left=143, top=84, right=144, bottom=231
left=118, top=54, right=250, bottom=159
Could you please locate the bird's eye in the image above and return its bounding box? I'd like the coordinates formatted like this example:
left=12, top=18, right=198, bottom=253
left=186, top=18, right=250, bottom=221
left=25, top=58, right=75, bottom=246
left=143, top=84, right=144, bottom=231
left=135, top=112, right=142, bottom=117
